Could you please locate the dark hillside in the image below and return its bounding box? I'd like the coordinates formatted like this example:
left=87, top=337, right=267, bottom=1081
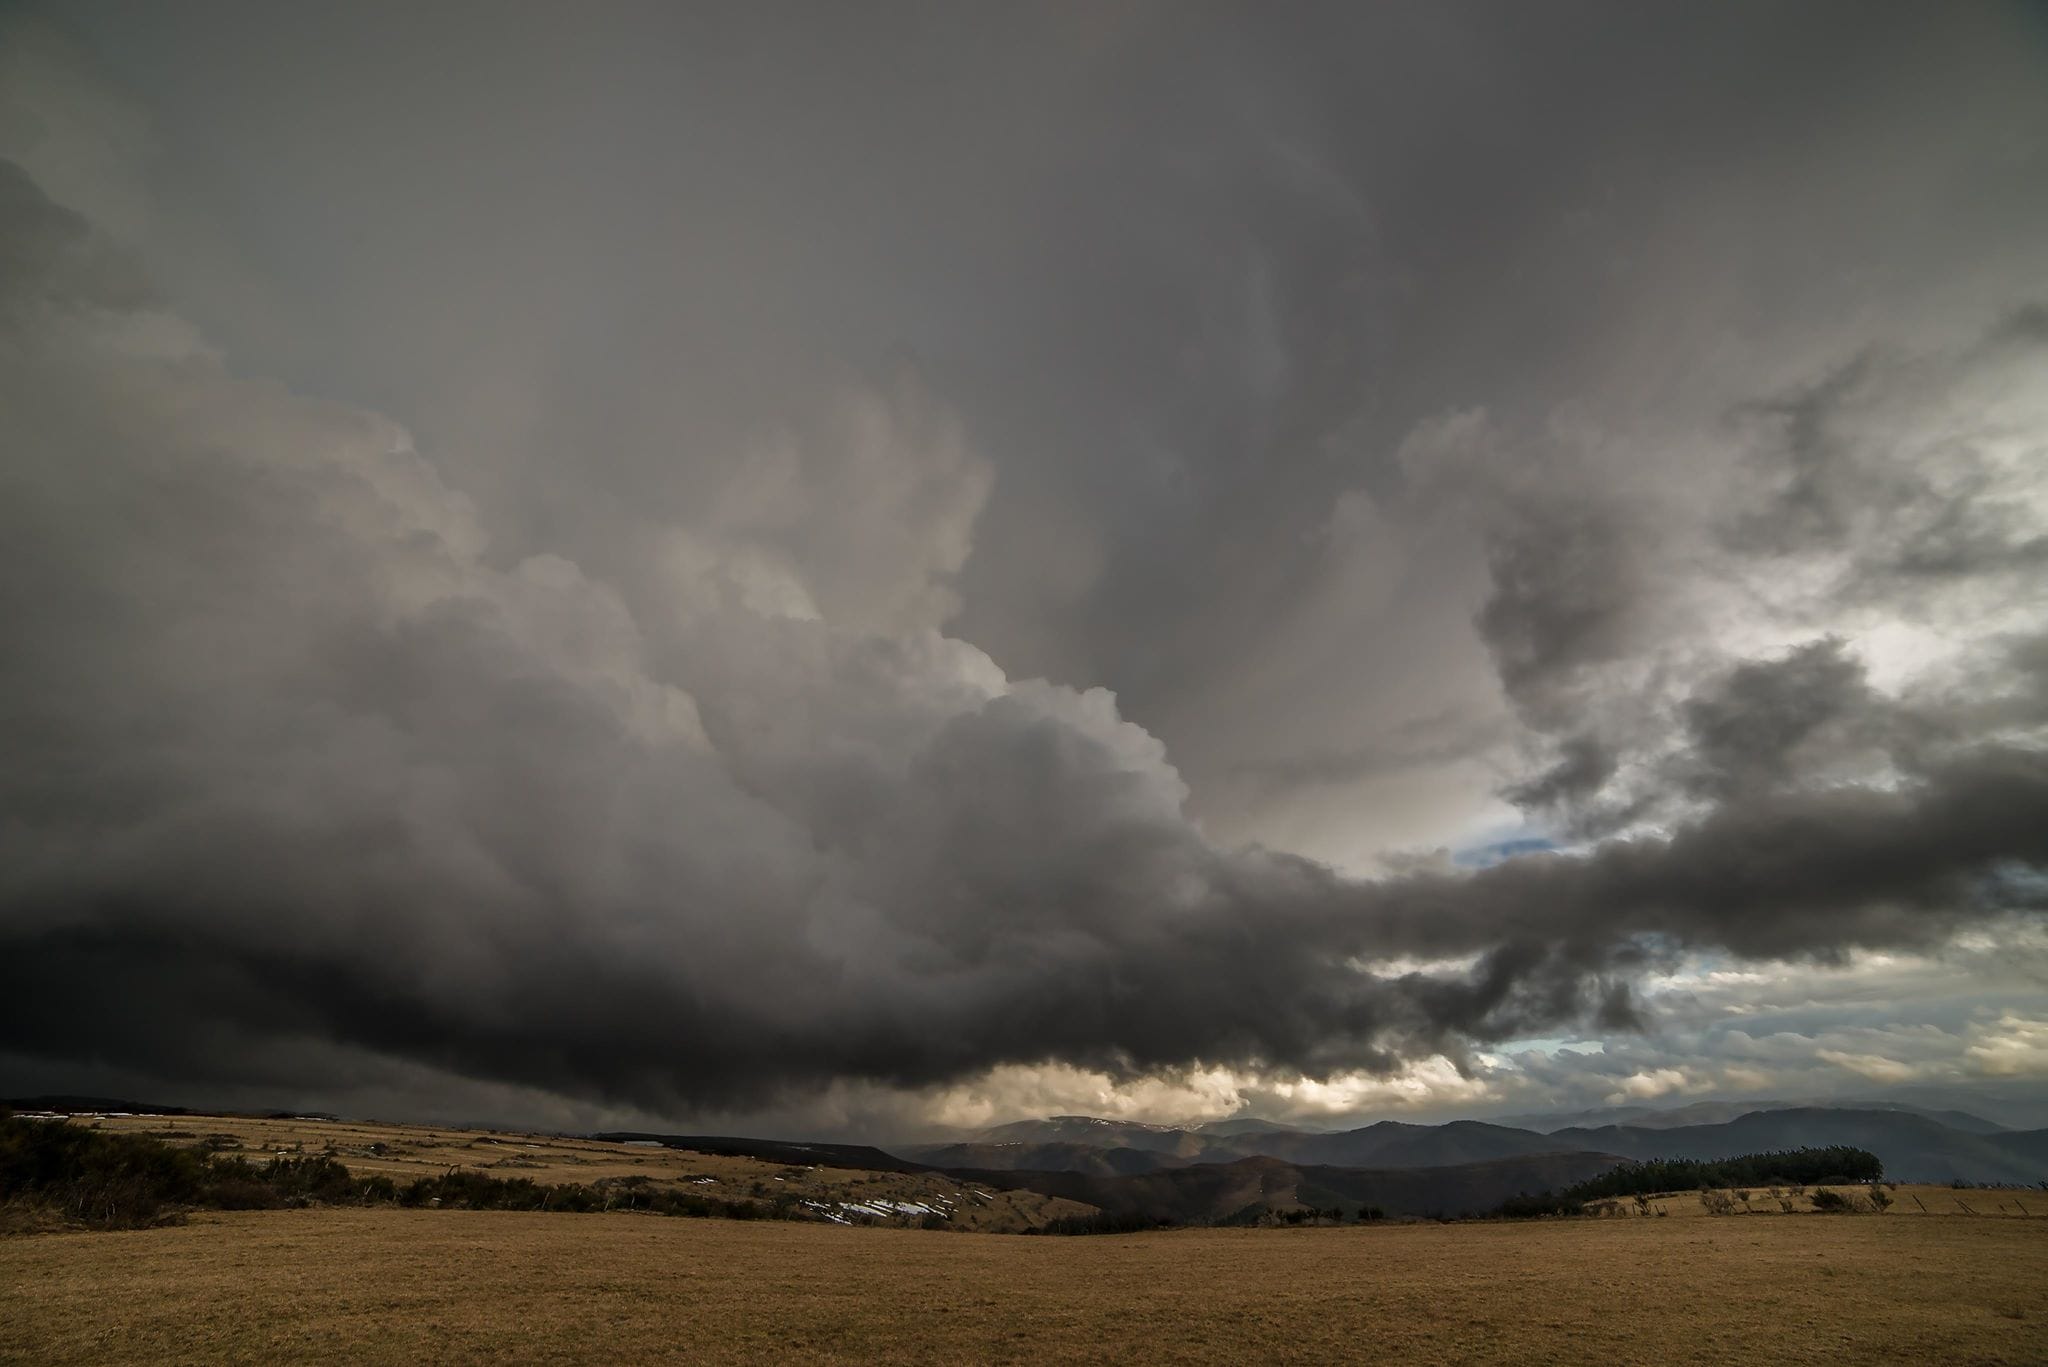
left=942, top=1150, right=1627, bottom=1222
left=593, top=1134, right=934, bottom=1175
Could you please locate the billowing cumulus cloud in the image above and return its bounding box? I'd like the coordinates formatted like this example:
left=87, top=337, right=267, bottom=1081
left=2, top=3, right=2046, bottom=1132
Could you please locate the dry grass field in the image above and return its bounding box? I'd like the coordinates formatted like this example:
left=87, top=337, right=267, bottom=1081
left=62, top=1113, right=1088, bottom=1233
left=4, top=1206, right=2046, bottom=1365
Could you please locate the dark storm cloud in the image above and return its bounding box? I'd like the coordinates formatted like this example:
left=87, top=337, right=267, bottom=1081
left=1475, top=505, right=1647, bottom=732
left=1, top=149, right=2041, bottom=1114
left=1501, top=735, right=1616, bottom=815
left=1678, top=640, right=1875, bottom=801
left=31, top=0, right=2043, bottom=853
left=3, top=0, right=2048, bottom=1124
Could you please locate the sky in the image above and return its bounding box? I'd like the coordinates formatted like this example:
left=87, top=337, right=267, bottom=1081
left=3, top=1, right=2047, bottom=1138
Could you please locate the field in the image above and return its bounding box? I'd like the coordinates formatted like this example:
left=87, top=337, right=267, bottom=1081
left=55, top=1113, right=1089, bottom=1233
left=5, top=1206, right=2047, bottom=1364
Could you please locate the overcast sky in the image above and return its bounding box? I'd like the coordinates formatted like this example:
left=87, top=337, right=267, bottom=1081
left=3, top=1, right=2047, bottom=1137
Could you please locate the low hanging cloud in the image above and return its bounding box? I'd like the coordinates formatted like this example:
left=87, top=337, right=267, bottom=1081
left=3, top=148, right=2046, bottom=1130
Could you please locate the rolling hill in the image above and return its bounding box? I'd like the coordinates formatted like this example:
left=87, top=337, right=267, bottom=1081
left=905, top=1117, right=1603, bottom=1175
left=942, top=1151, right=1629, bottom=1222
left=901, top=1106, right=2048, bottom=1186
left=592, top=1132, right=936, bottom=1175
left=1250, top=1119, right=1576, bottom=1168
left=968, top=1116, right=1213, bottom=1157
left=912, top=1141, right=1191, bottom=1176
left=1490, top=1099, right=2011, bottom=1135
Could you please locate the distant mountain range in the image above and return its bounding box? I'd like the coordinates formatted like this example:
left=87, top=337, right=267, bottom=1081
left=905, top=1118, right=1568, bottom=1173
left=1187, top=1116, right=1322, bottom=1137
left=1486, top=1099, right=2010, bottom=1135
left=942, top=1151, right=1630, bottom=1223
left=895, top=1106, right=2048, bottom=1187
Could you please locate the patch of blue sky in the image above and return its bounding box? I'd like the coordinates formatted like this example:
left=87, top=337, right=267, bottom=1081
left=1984, top=861, right=2048, bottom=906
left=1450, top=834, right=1559, bottom=869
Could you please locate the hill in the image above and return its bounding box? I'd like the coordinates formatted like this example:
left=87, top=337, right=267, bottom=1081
left=908, top=1142, right=1191, bottom=1176
left=942, top=1150, right=1627, bottom=1222
left=905, top=1117, right=1581, bottom=1174
left=592, top=1132, right=936, bottom=1175
left=911, top=1106, right=2048, bottom=1186
left=1245, top=1119, right=1574, bottom=1168
left=1491, top=1099, right=2010, bottom=1135
left=1188, top=1116, right=1315, bottom=1137
left=968, top=1116, right=1212, bottom=1157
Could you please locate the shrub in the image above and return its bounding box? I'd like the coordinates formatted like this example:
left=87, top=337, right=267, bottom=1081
left=1810, top=1188, right=1854, bottom=1213
left=1698, top=1190, right=1738, bottom=1216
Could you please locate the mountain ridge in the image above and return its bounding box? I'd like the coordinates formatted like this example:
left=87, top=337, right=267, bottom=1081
left=938, top=1150, right=1631, bottom=1222
left=897, top=1106, right=2048, bottom=1185
left=1488, top=1098, right=2009, bottom=1135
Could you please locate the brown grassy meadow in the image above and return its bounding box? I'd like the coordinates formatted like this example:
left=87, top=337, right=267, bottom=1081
left=5, top=1205, right=2046, bottom=1365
